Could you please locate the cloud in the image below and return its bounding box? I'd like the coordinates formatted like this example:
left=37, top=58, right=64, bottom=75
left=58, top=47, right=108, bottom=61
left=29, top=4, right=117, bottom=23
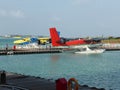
left=0, top=9, right=25, bottom=18
left=0, top=9, right=7, bottom=16
left=10, top=10, right=25, bottom=18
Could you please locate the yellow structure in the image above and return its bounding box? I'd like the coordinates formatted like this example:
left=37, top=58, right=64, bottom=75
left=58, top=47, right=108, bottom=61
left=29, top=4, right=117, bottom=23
left=13, top=37, right=50, bottom=45
left=38, top=37, right=50, bottom=44
left=13, top=37, right=30, bottom=45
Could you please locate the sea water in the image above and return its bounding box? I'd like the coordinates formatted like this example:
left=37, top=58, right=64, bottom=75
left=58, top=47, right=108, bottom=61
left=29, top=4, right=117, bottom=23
left=0, top=38, right=120, bottom=90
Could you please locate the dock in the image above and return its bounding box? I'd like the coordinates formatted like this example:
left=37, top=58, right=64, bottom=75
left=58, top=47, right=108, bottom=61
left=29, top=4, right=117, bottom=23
left=0, top=71, right=105, bottom=90
left=0, top=72, right=56, bottom=90
left=101, top=43, right=120, bottom=51
left=0, top=48, right=62, bottom=55
left=101, top=46, right=120, bottom=51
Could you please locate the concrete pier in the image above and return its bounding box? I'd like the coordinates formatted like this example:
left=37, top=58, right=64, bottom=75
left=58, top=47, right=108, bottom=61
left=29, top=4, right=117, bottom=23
left=0, top=71, right=105, bottom=90
left=0, top=48, right=62, bottom=55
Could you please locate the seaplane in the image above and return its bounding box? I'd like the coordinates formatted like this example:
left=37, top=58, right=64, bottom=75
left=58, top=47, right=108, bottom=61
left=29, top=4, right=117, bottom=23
left=13, top=37, right=51, bottom=49
left=49, top=27, right=105, bottom=54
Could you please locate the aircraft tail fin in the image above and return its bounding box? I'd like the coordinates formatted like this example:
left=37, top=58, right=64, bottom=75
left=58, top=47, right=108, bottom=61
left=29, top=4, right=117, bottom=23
left=49, top=27, right=61, bottom=46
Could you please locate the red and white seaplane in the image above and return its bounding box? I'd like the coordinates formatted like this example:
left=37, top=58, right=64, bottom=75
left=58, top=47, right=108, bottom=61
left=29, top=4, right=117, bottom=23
left=49, top=27, right=105, bottom=54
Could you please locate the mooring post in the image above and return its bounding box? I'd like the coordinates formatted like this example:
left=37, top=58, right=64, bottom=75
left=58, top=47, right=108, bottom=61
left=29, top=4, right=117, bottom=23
left=0, top=70, right=6, bottom=84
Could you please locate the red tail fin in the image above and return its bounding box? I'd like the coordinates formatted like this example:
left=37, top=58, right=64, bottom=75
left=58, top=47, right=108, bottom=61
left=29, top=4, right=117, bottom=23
left=49, top=27, right=61, bottom=46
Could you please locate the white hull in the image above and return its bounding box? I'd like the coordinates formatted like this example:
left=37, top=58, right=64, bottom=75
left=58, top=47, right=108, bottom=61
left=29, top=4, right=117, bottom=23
left=75, top=49, right=105, bottom=54
left=70, top=43, right=103, bottom=49
left=75, top=46, right=105, bottom=54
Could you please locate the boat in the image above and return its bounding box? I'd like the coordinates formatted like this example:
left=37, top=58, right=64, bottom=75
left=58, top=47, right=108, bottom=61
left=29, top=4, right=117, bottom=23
left=75, top=46, right=105, bottom=54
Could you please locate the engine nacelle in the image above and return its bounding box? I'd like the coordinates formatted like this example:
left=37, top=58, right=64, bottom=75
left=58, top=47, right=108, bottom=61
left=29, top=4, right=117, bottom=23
left=60, top=38, right=66, bottom=44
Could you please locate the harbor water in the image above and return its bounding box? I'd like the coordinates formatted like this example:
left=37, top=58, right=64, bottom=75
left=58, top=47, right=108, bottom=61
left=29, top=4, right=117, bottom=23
left=0, top=38, right=120, bottom=90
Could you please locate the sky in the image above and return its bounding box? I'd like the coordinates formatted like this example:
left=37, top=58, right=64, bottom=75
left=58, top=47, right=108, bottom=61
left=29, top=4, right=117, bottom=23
left=0, top=0, right=120, bottom=37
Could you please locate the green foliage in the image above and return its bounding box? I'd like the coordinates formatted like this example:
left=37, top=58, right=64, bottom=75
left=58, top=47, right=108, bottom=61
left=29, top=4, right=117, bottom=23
left=102, top=38, right=120, bottom=43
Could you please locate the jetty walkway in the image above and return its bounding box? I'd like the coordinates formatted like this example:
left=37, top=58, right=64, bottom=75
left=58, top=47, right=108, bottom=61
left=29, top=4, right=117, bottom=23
left=1, top=44, right=120, bottom=55
left=0, top=71, right=105, bottom=90
left=101, top=43, right=120, bottom=51
left=0, top=48, right=62, bottom=55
